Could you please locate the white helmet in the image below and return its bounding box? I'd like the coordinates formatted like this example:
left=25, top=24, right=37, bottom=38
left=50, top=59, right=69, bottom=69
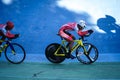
left=78, top=20, right=86, bottom=28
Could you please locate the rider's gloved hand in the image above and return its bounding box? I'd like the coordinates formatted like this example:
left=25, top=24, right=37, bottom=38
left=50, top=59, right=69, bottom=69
left=14, top=34, right=20, bottom=38
left=88, top=29, right=93, bottom=34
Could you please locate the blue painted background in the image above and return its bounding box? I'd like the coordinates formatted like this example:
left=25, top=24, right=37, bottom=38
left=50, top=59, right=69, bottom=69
left=0, top=0, right=120, bottom=56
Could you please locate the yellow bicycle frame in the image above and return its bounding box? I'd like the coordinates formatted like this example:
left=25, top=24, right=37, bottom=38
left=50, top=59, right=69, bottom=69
left=0, top=40, right=8, bottom=53
left=54, top=39, right=88, bottom=57
left=0, top=40, right=16, bottom=55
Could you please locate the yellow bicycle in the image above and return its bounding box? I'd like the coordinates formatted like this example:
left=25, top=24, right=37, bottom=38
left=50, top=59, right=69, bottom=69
left=45, top=34, right=98, bottom=64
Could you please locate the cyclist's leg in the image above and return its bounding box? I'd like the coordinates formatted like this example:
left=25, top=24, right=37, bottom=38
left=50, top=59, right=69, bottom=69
left=63, top=31, right=75, bottom=51
left=66, top=36, right=76, bottom=59
left=68, top=34, right=76, bottom=50
left=59, top=31, right=75, bottom=59
left=60, top=30, right=74, bottom=50
left=0, top=36, right=6, bottom=45
left=0, top=36, right=6, bottom=54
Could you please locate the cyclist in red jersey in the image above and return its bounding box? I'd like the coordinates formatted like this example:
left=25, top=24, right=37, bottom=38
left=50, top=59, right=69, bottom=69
left=58, top=20, right=93, bottom=59
left=0, top=21, right=19, bottom=45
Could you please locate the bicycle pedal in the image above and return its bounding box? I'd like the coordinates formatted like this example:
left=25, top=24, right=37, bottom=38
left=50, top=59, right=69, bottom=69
left=65, top=54, right=70, bottom=58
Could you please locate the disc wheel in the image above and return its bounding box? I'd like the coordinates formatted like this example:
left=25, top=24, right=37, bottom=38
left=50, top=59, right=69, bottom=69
left=45, top=43, right=66, bottom=63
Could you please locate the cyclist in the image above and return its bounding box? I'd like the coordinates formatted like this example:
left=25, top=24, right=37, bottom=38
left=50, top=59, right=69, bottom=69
left=58, top=20, right=93, bottom=59
left=0, top=21, right=19, bottom=46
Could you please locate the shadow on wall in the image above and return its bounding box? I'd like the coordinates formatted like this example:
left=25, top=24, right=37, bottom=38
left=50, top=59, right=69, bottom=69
left=97, top=15, right=120, bottom=36
left=96, top=15, right=120, bottom=53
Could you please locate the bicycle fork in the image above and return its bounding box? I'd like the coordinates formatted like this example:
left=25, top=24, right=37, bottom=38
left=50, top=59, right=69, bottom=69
left=82, top=44, right=93, bottom=62
left=7, top=42, right=16, bottom=55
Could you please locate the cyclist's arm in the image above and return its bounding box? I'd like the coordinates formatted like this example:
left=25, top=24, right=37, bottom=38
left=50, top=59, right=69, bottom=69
left=5, top=31, right=15, bottom=38
left=75, top=24, right=89, bottom=36
left=77, top=30, right=89, bottom=36
left=0, top=25, right=14, bottom=38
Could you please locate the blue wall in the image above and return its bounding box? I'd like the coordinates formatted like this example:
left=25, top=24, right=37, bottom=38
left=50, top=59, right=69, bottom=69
left=0, top=0, right=120, bottom=55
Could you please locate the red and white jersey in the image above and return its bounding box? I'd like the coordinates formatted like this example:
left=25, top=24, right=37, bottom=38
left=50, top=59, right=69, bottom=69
left=59, top=22, right=88, bottom=36
left=0, top=24, right=15, bottom=38
left=59, top=22, right=76, bottom=31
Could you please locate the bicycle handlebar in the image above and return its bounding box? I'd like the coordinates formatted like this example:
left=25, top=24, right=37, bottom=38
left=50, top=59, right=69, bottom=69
left=79, top=31, right=93, bottom=41
left=8, top=34, right=20, bottom=40
left=0, top=34, right=20, bottom=43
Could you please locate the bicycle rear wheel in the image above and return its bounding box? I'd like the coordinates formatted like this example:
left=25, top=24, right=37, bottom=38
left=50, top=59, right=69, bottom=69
left=76, top=43, right=98, bottom=64
left=5, top=43, right=26, bottom=64
left=45, top=43, right=66, bottom=63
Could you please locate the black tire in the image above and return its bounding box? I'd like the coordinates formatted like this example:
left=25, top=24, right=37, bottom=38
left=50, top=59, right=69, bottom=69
left=45, top=43, right=66, bottom=63
left=5, top=43, right=26, bottom=64
left=76, top=43, right=98, bottom=64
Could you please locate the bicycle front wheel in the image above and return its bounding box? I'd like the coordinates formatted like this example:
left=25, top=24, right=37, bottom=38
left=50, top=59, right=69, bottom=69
left=76, top=43, right=98, bottom=64
left=5, top=43, right=26, bottom=64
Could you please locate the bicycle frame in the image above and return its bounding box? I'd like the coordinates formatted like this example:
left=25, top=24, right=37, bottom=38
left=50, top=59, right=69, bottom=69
left=54, top=38, right=88, bottom=57
left=0, top=40, right=15, bottom=54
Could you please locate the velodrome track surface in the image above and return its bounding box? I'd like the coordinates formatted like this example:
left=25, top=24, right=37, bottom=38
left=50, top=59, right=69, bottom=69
left=0, top=54, right=120, bottom=80
left=0, top=62, right=120, bottom=80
